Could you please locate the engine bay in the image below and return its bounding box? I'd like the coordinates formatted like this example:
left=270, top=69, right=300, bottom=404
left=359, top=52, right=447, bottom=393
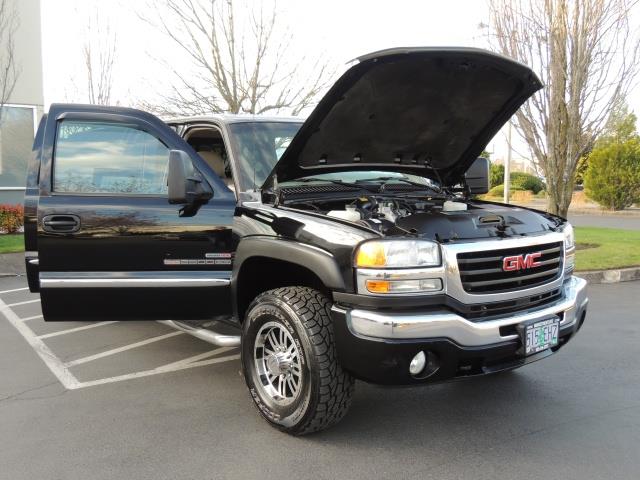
left=284, top=195, right=562, bottom=242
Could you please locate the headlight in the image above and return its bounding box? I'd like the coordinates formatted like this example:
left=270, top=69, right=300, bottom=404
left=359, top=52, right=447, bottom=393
left=563, top=223, right=575, bottom=250
left=355, top=240, right=441, bottom=268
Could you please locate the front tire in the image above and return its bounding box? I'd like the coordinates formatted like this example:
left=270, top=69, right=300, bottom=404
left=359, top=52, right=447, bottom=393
left=241, top=287, right=355, bottom=435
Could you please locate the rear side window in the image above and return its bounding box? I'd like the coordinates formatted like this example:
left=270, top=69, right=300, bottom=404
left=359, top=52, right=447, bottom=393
left=53, top=121, right=169, bottom=195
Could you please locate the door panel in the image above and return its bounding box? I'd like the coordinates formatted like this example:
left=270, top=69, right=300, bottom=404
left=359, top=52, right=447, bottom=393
left=36, top=104, right=236, bottom=321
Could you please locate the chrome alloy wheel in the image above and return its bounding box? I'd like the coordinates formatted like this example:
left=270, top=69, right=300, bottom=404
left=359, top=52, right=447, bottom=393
left=254, top=321, right=303, bottom=406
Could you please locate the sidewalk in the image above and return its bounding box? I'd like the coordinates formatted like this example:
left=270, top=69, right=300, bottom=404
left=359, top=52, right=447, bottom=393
left=0, top=253, right=24, bottom=276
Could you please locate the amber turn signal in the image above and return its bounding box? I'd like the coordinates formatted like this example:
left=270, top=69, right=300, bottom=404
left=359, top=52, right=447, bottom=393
left=365, top=280, right=391, bottom=293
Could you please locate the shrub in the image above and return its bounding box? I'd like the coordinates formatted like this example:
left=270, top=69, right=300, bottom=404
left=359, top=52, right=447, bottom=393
left=510, top=172, right=545, bottom=194
left=490, top=163, right=504, bottom=188
left=572, top=191, right=589, bottom=206
left=488, top=168, right=545, bottom=194
left=0, top=204, right=24, bottom=233
left=487, top=184, right=525, bottom=198
left=511, top=190, right=533, bottom=203
left=584, top=138, right=640, bottom=210
left=487, top=184, right=503, bottom=197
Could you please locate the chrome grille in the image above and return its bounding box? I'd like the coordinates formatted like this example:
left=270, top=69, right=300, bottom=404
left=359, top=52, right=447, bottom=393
left=457, top=242, right=563, bottom=293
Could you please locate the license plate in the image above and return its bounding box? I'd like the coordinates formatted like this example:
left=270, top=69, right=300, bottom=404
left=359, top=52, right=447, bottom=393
left=523, top=318, right=559, bottom=355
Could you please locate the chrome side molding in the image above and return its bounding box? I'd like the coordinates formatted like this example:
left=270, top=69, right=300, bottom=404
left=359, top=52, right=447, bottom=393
left=39, top=271, right=231, bottom=288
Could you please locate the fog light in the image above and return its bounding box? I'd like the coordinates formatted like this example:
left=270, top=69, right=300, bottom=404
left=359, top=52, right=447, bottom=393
left=409, top=351, right=426, bottom=375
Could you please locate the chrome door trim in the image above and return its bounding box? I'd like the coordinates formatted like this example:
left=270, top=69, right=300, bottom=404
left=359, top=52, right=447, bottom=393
left=39, top=271, right=231, bottom=288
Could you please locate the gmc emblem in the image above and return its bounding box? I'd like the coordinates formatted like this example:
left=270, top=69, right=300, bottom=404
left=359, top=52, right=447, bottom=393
left=502, top=252, right=542, bottom=272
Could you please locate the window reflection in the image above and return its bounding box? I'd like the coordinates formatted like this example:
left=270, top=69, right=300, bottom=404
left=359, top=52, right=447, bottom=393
left=227, top=122, right=302, bottom=191
left=54, top=121, right=169, bottom=195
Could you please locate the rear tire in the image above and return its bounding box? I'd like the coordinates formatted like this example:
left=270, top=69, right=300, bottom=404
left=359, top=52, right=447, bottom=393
left=241, top=286, right=355, bottom=435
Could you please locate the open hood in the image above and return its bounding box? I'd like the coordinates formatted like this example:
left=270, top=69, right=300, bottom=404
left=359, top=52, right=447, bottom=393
left=264, top=47, right=542, bottom=188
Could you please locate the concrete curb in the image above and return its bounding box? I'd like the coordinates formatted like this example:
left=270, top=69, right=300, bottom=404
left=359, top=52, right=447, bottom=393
left=577, top=267, right=640, bottom=284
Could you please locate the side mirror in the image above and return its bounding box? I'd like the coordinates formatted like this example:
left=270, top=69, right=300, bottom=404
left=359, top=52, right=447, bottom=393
left=464, top=157, right=490, bottom=195
left=168, top=150, right=213, bottom=215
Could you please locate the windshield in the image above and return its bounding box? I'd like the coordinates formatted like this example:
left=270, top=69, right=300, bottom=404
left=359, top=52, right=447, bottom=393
left=227, top=121, right=302, bottom=191
left=281, top=171, right=440, bottom=189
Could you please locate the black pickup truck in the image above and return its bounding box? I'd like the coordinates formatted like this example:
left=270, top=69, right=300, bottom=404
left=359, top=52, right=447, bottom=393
left=24, top=48, right=588, bottom=435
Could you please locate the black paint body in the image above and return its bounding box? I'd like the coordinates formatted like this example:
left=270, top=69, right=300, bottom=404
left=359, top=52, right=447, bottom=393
left=25, top=103, right=568, bottom=383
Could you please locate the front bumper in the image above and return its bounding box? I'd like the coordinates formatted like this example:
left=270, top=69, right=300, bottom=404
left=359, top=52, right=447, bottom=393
left=331, top=276, right=588, bottom=385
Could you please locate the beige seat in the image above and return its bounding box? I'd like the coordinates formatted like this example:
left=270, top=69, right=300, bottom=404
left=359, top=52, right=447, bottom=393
left=197, top=150, right=226, bottom=177
left=197, top=150, right=235, bottom=192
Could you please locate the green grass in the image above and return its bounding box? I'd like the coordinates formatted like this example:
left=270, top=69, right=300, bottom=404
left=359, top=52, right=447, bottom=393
left=575, top=227, right=640, bottom=271
left=0, top=234, right=24, bottom=253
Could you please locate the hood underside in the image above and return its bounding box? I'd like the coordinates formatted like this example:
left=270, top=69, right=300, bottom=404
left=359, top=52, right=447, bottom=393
left=265, top=47, right=542, bottom=188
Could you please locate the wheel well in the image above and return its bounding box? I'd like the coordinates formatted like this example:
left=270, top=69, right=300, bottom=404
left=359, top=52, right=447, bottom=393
left=235, top=257, right=330, bottom=322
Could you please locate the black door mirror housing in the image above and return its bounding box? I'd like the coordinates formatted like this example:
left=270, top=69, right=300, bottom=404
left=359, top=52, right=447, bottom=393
left=168, top=150, right=213, bottom=215
left=464, top=157, right=490, bottom=195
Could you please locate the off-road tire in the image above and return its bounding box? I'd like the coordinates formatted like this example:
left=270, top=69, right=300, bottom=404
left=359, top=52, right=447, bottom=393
left=241, top=286, right=355, bottom=435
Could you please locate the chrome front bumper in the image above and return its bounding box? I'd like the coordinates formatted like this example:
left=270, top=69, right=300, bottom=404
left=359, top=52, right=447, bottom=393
left=344, top=276, right=588, bottom=347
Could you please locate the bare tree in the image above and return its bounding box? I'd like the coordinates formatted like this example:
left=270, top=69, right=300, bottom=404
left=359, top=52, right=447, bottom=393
left=141, top=0, right=333, bottom=116
left=83, top=13, right=117, bottom=105
left=487, top=0, right=640, bottom=217
left=0, top=0, right=19, bottom=122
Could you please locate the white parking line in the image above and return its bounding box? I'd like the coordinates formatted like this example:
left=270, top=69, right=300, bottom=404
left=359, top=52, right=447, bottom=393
left=7, top=298, right=41, bottom=307
left=160, top=347, right=235, bottom=369
left=75, top=353, right=240, bottom=389
left=0, top=287, right=29, bottom=294
left=0, top=297, right=80, bottom=389
left=0, top=288, right=240, bottom=390
left=37, top=321, right=119, bottom=339
left=64, top=331, right=184, bottom=367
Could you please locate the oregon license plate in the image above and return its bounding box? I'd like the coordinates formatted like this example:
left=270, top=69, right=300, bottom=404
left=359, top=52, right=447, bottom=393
left=524, top=318, right=560, bottom=355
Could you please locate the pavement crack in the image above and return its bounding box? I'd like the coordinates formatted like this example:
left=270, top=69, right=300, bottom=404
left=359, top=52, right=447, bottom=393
left=0, top=380, right=66, bottom=404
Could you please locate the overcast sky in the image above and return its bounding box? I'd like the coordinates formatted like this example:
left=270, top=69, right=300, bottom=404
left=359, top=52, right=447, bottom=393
left=40, top=0, right=640, bottom=163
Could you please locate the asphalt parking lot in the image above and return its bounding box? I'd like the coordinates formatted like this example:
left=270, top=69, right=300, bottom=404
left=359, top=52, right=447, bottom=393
left=1, top=275, right=639, bottom=480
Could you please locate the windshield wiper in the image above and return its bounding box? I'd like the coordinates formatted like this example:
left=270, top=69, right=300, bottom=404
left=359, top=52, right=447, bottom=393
left=355, top=177, right=443, bottom=194
left=294, top=177, right=379, bottom=192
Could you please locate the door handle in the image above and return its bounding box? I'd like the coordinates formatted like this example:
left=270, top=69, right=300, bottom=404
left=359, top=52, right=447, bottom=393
left=42, top=214, right=81, bottom=233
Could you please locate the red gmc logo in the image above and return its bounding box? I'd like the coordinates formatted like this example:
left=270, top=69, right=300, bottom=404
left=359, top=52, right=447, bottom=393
left=502, top=252, right=542, bottom=272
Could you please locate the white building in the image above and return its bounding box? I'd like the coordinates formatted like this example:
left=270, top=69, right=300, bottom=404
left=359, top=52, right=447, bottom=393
left=0, top=0, right=43, bottom=204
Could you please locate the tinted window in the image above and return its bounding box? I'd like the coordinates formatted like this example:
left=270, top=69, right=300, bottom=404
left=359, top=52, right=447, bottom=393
left=54, top=121, right=169, bottom=194
left=227, top=122, right=301, bottom=191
